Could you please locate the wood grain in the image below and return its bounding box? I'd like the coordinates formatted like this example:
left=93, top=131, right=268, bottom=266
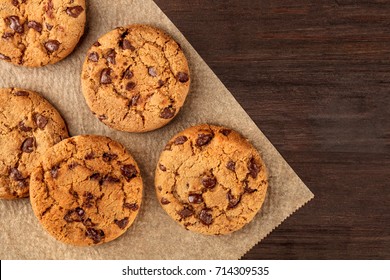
left=154, top=0, right=390, bottom=259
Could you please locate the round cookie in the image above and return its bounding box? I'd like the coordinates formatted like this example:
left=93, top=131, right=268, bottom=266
left=0, top=0, right=86, bottom=67
left=81, top=24, right=191, bottom=132
left=155, top=124, right=268, bottom=235
left=30, top=135, right=143, bottom=246
left=0, top=88, right=68, bottom=199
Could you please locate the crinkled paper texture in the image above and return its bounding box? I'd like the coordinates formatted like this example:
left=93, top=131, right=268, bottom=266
left=0, top=0, right=314, bottom=259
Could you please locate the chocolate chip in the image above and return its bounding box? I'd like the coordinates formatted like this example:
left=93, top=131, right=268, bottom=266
left=104, top=176, right=120, bottom=183
left=121, top=39, right=135, bottom=51
left=178, top=208, right=193, bottom=219
left=105, top=49, right=116, bottom=64
left=68, top=162, right=78, bottom=170
left=123, top=68, right=133, bottom=79
left=51, top=165, right=60, bottom=179
left=220, top=129, right=232, bottom=136
left=69, top=189, right=79, bottom=199
left=126, top=82, right=136, bottom=91
left=121, top=164, right=137, bottom=181
left=196, top=133, right=213, bottom=147
left=66, top=6, right=84, bottom=18
left=33, top=113, right=48, bottom=129
left=88, top=52, right=99, bottom=62
left=89, top=173, right=101, bottom=181
left=85, top=228, right=105, bottom=244
left=82, top=218, right=96, bottom=227
left=21, top=137, right=35, bottom=153
left=199, top=209, right=213, bottom=225
left=244, top=185, right=257, bottom=193
left=114, top=217, right=129, bottom=229
left=14, top=90, right=29, bottom=96
left=9, top=168, right=24, bottom=181
left=85, top=152, right=94, bottom=160
left=176, top=72, right=189, bottom=83
left=102, top=153, right=118, bottom=162
left=83, top=192, right=94, bottom=208
left=148, top=67, right=157, bottom=77
left=159, top=107, right=176, bottom=119
left=227, top=191, right=240, bottom=209
left=17, top=180, right=28, bottom=188
left=226, top=161, right=236, bottom=171
left=124, top=202, right=139, bottom=211
left=18, top=121, right=32, bottom=132
left=6, top=16, right=24, bottom=33
left=98, top=114, right=107, bottom=121
left=45, top=23, right=53, bottom=30
left=158, top=80, right=165, bottom=87
left=248, top=157, right=260, bottom=179
left=64, top=207, right=85, bottom=222
left=45, top=0, right=54, bottom=18
left=188, top=193, right=203, bottom=204
left=0, top=53, right=11, bottom=61
left=12, top=0, right=19, bottom=6
left=44, top=40, right=60, bottom=53
left=93, top=41, right=101, bottom=47
left=129, top=94, right=140, bottom=107
left=100, top=68, right=112, bottom=84
left=160, top=198, right=170, bottom=205
left=201, top=176, right=217, bottom=189
left=174, top=136, right=188, bottom=145
left=27, top=21, right=42, bottom=32
left=2, top=32, right=14, bottom=39
left=159, top=164, right=167, bottom=172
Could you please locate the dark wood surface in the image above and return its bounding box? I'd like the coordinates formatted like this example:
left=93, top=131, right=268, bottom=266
left=154, top=0, right=390, bottom=259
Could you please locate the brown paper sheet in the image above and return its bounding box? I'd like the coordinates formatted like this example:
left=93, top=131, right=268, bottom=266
left=0, top=0, right=314, bottom=260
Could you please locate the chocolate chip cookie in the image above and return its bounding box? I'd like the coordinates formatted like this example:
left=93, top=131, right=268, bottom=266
left=0, top=88, right=68, bottom=199
left=81, top=24, right=191, bottom=132
left=30, top=135, right=143, bottom=246
left=155, top=124, right=268, bottom=235
left=0, top=0, right=86, bottom=67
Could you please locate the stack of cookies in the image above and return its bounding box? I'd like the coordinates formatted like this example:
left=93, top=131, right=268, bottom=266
left=0, top=0, right=268, bottom=246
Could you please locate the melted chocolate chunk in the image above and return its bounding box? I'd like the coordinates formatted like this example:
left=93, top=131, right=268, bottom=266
left=85, top=152, right=95, bottom=160
left=121, top=164, right=137, bottom=181
left=126, top=82, right=136, bottom=91
left=51, top=165, right=60, bottom=179
left=123, top=68, right=133, bottom=79
left=15, top=90, right=29, bottom=96
left=176, top=72, right=189, bottom=83
left=248, top=157, right=260, bottom=179
left=64, top=207, right=85, bottom=222
left=196, top=133, right=213, bottom=147
left=226, top=161, right=236, bottom=171
left=0, top=54, right=11, bottom=61
left=201, top=176, right=217, bottom=189
left=45, top=23, right=53, bottom=30
left=160, top=198, right=170, bottom=205
left=66, top=6, right=84, bottom=18
left=85, top=228, right=105, bottom=244
left=44, top=40, right=60, bottom=53
left=148, top=67, right=157, bottom=77
left=45, top=0, right=54, bottom=18
left=83, top=192, right=94, bottom=208
left=104, top=176, right=120, bottom=183
left=88, top=52, right=99, bottom=62
left=160, top=107, right=176, bottom=119
left=102, top=153, right=118, bottom=162
left=33, top=113, right=48, bottom=129
left=21, top=137, right=35, bottom=153
left=121, top=39, right=135, bottom=50
left=93, top=41, right=101, bottom=47
left=27, top=21, right=42, bottom=32
left=158, top=79, right=165, bottom=87
left=114, top=217, right=129, bottom=229
left=129, top=94, right=140, bottom=106
left=227, top=191, right=241, bottom=209
left=6, top=16, right=24, bottom=33
left=174, top=136, right=188, bottom=145
left=188, top=193, right=203, bottom=204
left=105, top=49, right=116, bottom=64
left=89, top=173, right=101, bottom=181
left=179, top=208, right=193, bottom=219
left=124, top=202, right=139, bottom=211
left=220, top=129, right=232, bottom=136
left=159, top=164, right=167, bottom=172
left=18, top=121, right=32, bottom=132
left=9, top=168, right=24, bottom=181
left=68, top=162, right=78, bottom=170
left=98, top=114, right=107, bottom=121
left=199, top=209, right=213, bottom=225
left=100, top=68, right=112, bottom=84
left=2, top=32, right=14, bottom=39
left=82, top=218, right=96, bottom=227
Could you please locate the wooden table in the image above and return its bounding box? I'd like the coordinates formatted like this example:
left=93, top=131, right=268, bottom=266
left=154, top=0, right=390, bottom=259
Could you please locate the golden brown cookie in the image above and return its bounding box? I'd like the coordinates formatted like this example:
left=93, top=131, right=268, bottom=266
left=155, top=124, right=268, bottom=235
left=81, top=24, right=191, bottom=132
left=0, top=88, right=68, bottom=199
left=30, top=135, right=143, bottom=246
left=0, top=0, right=86, bottom=67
